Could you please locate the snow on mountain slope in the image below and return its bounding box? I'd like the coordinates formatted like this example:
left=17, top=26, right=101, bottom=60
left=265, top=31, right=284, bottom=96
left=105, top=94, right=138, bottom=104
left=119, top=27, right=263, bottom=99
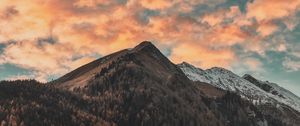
left=178, top=62, right=270, bottom=100
left=243, top=74, right=300, bottom=113
left=178, top=62, right=300, bottom=112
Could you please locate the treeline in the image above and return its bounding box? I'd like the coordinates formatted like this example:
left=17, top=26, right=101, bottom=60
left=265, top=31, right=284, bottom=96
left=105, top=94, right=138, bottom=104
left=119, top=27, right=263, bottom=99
left=0, top=78, right=292, bottom=126
left=0, top=80, right=109, bottom=126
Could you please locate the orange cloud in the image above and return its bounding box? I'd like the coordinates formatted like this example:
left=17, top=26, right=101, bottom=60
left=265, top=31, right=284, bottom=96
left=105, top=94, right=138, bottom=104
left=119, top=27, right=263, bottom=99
left=0, top=41, right=70, bottom=72
left=246, top=0, right=300, bottom=37
left=202, top=13, right=224, bottom=26
left=201, top=25, right=251, bottom=47
left=201, top=6, right=241, bottom=26
left=0, top=39, right=97, bottom=82
left=257, top=21, right=278, bottom=37
left=0, top=6, right=19, bottom=19
left=139, top=0, right=175, bottom=10
left=170, top=43, right=236, bottom=69
left=74, top=0, right=113, bottom=8
left=247, top=0, right=300, bottom=22
left=1, top=0, right=297, bottom=81
left=244, top=58, right=263, bottom=70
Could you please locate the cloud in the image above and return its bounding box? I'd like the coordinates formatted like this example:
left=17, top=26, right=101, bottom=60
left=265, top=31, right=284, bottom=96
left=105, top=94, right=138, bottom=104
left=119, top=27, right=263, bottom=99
left=246, top=0, right=300, bottom=22
left=231, top=56, right=266, bottom=78
left=73, top=0, right=116, bottom=8
left=0, top=0, right=299, bottom=81
left=139, top=0, right=174, bottom=10
left=277, top=43, right=287, bottom=52
left=0, top=41, right=68, bottom=78
left=244, top=58, right=263, bottom=70
left=201, top=6, right=242, bottom=26
left=245, top=0, right=300, bottom=37
left=203, top=25, right=251, bottom=47
left=256, top=21, right=278, bottom=37
left=0, top=6, right=19, bottom=19
left=0, top=39, right=97, bottom=81
left=282, top=42, right=300, bottom=72
left=170, top=42, right=236, bottom=69
left=283, top=57, right=300, bottom=72
left=283, top=15, right=300, bottom=31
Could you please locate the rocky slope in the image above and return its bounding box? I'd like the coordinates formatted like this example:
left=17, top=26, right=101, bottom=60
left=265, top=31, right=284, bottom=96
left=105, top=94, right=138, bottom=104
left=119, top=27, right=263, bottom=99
left=178, top=62, right=300, bottom=126
left=243, top=74, right=300, bottom=111
left=178, top=62, right=271, bottom=101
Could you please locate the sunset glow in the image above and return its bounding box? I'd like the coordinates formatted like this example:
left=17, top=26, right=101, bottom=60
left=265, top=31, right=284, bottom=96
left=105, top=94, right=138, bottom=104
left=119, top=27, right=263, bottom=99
left=0, top=0, right=300, bottom=96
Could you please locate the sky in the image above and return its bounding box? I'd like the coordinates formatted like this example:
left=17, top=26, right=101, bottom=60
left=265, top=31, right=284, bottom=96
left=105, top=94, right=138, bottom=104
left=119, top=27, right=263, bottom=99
left=0, top=0, right=300, bottom=96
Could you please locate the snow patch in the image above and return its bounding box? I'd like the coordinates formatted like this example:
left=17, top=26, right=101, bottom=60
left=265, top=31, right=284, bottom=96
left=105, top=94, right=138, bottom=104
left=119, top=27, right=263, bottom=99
left=178, top=62, right=300, bottom=112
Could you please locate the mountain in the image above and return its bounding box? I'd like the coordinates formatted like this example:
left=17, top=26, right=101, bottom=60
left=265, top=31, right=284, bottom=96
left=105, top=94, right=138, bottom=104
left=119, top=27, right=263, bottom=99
left=52, top=41, right=268, bottom=125
left=243, top=74, right=300, bottom=108
left=178, top=62, right=300, bottom=112
left=243, top=74, right=300, bottom=111
left=178, top=62, right=272, bottom=101
left=52, top=41, right=225, bottom=125
left=0, top=41, right=299, bottom=126
left=54, top=41, right=184, bottom=91
left=178, top=62, right=300, bottom=125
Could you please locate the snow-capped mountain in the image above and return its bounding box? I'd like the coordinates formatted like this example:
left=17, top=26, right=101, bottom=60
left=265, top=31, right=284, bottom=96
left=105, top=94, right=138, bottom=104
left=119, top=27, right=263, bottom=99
left=178, top=62, right=300, bottom=112
left=243, top=74, right=300, bottom=113
left=2, top=41, right=299, bottom=125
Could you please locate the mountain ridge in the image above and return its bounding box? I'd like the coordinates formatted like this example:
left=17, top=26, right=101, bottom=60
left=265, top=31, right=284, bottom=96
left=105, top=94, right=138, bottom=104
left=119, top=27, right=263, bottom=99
left=178, top=61, right=300, bottom=125
left=53, top=41, right=181, bottom=90
left=0, top=41, right=299, bottom=126
left=178, top=62, right=300, bottom=112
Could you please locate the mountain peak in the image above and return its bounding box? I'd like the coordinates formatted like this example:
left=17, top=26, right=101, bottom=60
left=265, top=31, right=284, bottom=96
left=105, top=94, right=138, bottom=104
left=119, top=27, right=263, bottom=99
left=130, top=41, right=166, bottom=58
left=54, top=41, right=182, bottom=90
left=178, top=61, right=193, bottom=67
left=207, top=67, right=234, bottom=75
left=132, top=41, right=156, bottom=51
left=136, top=41, right=154, bottom=46
left=209, top=67, right=228, bottom=71
left=178, top=62, right=207, bottom=72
